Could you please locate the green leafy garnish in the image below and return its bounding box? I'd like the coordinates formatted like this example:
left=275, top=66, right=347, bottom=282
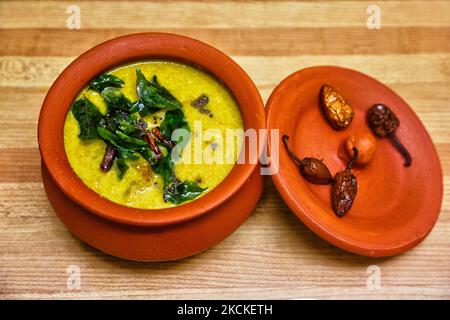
left=89, top=74, right=124, bottom=92
left=100, top=109, right=140, bottom=136
left=97, top=126, right=129, bottom=149
left=97, top=126, right=153, bottom=178
left=164, top=181, right=206, bottom=204
left=153, top=153, right=176, bottom=185
left=71, top=97, right=103, bottom=140
left=115, top=157, right=129, bottom=180
left=153, top=154, right=206, bottom=204
left=97, top=127, right=148, bottom=154
left=101, top=87, right=139, bottom=113
left=115, top=147, right=141, bottom=180
left=159, top=109, right=190, bottom=142
left=136, top=68, right=182, bottom=116
left=115, top=131, right=148, bottom=146
left=70, top=67, right=206, bottom=203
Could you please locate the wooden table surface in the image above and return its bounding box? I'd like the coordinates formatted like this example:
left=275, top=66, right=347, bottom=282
left=1, top=0, right=449, bottom=299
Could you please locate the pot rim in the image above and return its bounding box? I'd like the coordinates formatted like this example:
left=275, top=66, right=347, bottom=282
left=38, top=32, right=265, bottom=227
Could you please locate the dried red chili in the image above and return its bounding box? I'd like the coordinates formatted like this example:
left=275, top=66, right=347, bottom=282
left=367, top=103, right=412, bottom=167
left=320, top=84, right=354, bottom=130
left=282, top=135, right=333, bottom=185
left=331, top=147, right=358, bottom=217
left=145, top=131, right=162, bottom=160
left=152, top=127, right=175, bottom=148
left=100, top=144, right=117, bottom=172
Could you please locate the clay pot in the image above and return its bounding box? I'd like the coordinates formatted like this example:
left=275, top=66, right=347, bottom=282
left=38, top=33, right=266, bottom=261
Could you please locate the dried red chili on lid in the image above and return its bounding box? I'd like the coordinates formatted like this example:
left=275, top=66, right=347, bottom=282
left=282, top=135, right=333, bottom=185
left=331, top=147, right=358, bottom=217
left=367, top=103, right=412, bottom=167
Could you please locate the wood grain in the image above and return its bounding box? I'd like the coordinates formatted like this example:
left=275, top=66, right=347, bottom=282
left=1, top=27, right=449, bottom=56
left=0, top=0, right=449, bottom=299
left=2, top=1, right=450, bottom=29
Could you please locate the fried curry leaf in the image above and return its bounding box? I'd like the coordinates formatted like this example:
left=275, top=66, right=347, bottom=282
left=164, top=180, right=207, bottom=204
left=116, top=130, right=147, bottom=146
left=97, top=126, right=152, bottom=179
left=101, top=87, right=139, bottom=113
left=153, top=154, right=176, bottom=185
left=100, top=109, right=139, bottom=136
left=150, top=74, right=182, bottom=106
left=71, top=97, right=103, bottom=140
left=159, top=109, right=190, bottom=142
left=115, top=146, right=140, bottom=179
left=97, top=127, right=144, bottom=152
left=115, top=157, right=129, bottom=180
left=153, top=154, right=206, bottom=204
left=89, top=74, right=124, bottom=92
left=137, top=146, right=156, bottom=164
left=136, top=68, right=182, bottom=116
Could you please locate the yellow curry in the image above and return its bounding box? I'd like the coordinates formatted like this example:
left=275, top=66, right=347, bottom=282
left=64, top=61, right=243, bottom=209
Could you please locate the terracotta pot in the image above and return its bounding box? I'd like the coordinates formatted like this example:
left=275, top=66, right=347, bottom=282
left=38, top=33, right=265, bottom=260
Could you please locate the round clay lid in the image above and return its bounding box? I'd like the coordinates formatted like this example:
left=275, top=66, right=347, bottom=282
left=266, top=66, right=443, bottom=257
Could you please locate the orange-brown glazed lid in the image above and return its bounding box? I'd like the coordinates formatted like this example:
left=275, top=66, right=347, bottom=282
left=266, top=66, right=443, bottom=257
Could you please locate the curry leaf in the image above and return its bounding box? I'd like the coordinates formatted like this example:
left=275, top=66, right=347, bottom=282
left=101, top=87, right=139, bottom=113
left=153, top=154, right=205, bottom=204
left=137, top=146, right=157, bottom=165
left=97, top=127, right=145, bottom=179
left=116, top=147, right=140, bottom=161
left=115, top=157, right=129, bottom=180
left=97, top=126, right=143, bottom=151
left=71, top=97, right=103, bottom=140
left=164, top=180, right=207, bottom=204
left=97, top=126, right=158, bottom=176
left=150, top=75, right=182, bottom=106
left=100, top=109, right=139, bottom=136
left=96, top=126, right=125, bottom=148
left=159, top=109, right=190, bottom=142
left=89, top=74, right=124, bottom=92
left=153, top=154, right=176, bottom=186
left=116, top=131, right=147, bottom=146
left=135, top=68, right=182, bottom=115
